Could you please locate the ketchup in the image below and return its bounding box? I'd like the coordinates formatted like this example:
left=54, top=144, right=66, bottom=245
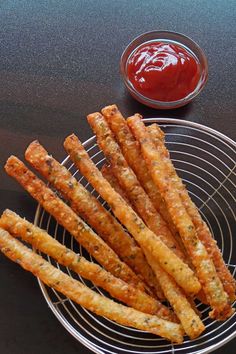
left=127, top=41, right=201, bottom=102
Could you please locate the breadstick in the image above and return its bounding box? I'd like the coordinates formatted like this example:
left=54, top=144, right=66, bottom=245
left=5, top=156, right=146, bottom=292
left=101, top=164, right=131, bottom=205
left=100, top=162, right=205, bottom=333
left=87, top=112, right=185, bottom=261
left=101, top=105, right=191, bottom=270
left=25, top=141, right=159, bottom=298
left=147, top=122, right=236, bottom=302
left=64, top=133, right=201, bottom=297
left=101, top=104, right=175, bottom=233
left=0, top=228, right=183, bottom=342
left=145, top=252, right=205, bottom=339
left=127, top=115, right=234, bottom=320
left=101, top=163, right=165, bottom=300
left=0, top=209, right=174, bottom=319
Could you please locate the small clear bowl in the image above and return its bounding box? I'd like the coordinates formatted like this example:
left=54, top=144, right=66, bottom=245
left=120, top=31, right=208, bottom=109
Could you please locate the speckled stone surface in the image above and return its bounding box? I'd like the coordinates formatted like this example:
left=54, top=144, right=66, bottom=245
left=0, top=1, right=235, bottom=353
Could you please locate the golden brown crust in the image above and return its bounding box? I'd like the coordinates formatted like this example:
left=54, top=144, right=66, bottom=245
left=64, top=134, right=201, bottom=296
left=102, top=106, right=196, bottom=273
left=145, top=251, right=205, bottom=339
left=99, top=164, right=204, bottom=335
left=148, top=125, right=236, bottom=302
left=101, top=163, right=165, bottom=301
left=101, top=105, right=193, bottom=271
left=97, top=162, right=205, bottom=339
left=147, top=123, right=165, bottom=142
left=127, top=115, right=234, bottom=320
left=101, top=105, right=173, bottom=230
left=101, top=164, right=131, bottom=205
left=4, top=156, right=145, bottom=291
left=0, top=228, right=184, bottom=342
left=0, top=209, right=175, bottom=320
left=24, top=140, right=155, bottom=297
left=87, top=113, right=185, bottom=262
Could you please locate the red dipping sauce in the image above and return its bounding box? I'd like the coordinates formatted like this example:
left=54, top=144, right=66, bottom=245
left=127, top=41, right=201, bottom=102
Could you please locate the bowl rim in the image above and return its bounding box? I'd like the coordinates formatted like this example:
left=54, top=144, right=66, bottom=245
left=120, top=30, right=209, bottom=108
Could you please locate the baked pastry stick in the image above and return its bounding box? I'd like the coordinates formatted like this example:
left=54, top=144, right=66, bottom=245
left=0, top=228, right=184, bottom=343
left=87, top=112, right=185, bottom=262
left=101, top=104, right=176, bottom=234
left=0, top=209, right=174, bottom=319
left=5, top=156, right=147, bottom=292
left=146, top=122, right=236, bottom=302
left=127, top=114, right=234, bottom=320
left=95, top=170, right=205, bottom=338
left=25, top=140, right=161, bottom=298
left=64, top=133, right=201, bottom=297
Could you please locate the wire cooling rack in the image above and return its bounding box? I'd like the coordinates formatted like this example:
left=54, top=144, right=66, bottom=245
left=34, top=118, right=236, bottom=354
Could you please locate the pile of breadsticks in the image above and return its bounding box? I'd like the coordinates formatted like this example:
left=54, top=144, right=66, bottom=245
left=0, top=105, right=235, bottom=344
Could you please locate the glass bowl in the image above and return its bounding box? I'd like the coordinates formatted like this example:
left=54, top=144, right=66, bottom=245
left=120, top=31, right=208, bottom=109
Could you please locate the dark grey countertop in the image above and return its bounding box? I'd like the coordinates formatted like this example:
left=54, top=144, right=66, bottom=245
left=0, top=1, right=235, bottom=353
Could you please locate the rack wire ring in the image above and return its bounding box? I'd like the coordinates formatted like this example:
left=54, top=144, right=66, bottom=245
left=34, top=118, right=236, bottom=354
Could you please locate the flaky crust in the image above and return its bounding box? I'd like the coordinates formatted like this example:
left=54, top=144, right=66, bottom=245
left=88, top=112, right=185, bottom=261
left=95, top=173, right=204, bottom=338
left=0, top=228, right=184, bottom=343
left=101, top=164, right=131, bottom=205
left=4, top=156, right=145, bottom=291
left=64, top=133, right=201, bottom=297
left=25, top=140, right=155, bottom=297
left=0, top=209, right=175, bottom=320
left=127, top=115, right=234, bottom=320
left=101, top=105, right=172, bottom=227
left=148, top=123, right=236, bottom=302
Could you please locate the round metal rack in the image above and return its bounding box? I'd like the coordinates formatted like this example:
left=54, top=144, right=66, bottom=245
left=34, top=118, right=236, bottom=354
